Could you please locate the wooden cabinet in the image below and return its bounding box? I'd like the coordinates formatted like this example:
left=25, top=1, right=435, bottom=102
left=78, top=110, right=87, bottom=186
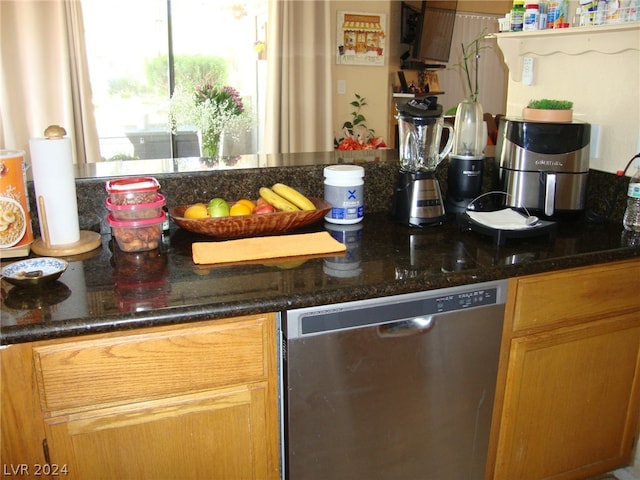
left=1, top=313, right=280, bottom=480
left=487, top=259, right=640, bottom=480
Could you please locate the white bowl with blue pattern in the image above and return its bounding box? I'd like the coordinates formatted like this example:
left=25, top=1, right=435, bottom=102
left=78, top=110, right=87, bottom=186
left=1, top=257, right=68, bottom=287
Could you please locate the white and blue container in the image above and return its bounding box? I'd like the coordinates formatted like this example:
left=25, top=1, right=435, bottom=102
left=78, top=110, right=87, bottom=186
left=323, top=222, right=363, bottom=278
left=324, top=165, right=365, bottom=224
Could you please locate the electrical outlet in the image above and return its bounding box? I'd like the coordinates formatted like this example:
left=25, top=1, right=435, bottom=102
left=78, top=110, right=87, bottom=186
left=522, top=56, right=534, bottom=85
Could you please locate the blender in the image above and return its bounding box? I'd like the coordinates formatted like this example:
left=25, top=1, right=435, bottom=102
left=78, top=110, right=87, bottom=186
left=391, top=97, right=454, bottom=227
left=445, top=100, right=486, bottom=213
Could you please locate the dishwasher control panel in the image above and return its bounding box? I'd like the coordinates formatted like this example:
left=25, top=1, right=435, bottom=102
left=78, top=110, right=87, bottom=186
left=284, top=279, right=508, bottom=338
left=433, top=287, right=499, bottom=311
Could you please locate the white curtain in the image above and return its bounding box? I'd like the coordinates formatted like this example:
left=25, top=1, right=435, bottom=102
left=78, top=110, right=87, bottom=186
left=0, top=0, right=99, bottom=164
left=436, top=12, right=507, bottom=116
left=264, top=0, right=334, bottom=154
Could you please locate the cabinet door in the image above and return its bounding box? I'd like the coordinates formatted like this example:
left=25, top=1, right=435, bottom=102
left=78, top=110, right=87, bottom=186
left=45, top=385, right=272, bottom=480
left=32, top=314, right=279, bottom=480
left=493, top=311, right=640, bottom=480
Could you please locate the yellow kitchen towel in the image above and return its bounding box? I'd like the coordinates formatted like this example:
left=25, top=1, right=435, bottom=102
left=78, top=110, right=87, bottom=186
left=192, top=231, right=346, bottom=265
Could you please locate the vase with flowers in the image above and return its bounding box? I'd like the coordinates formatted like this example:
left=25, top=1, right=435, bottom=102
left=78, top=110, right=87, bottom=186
left=170, top=82, right=249, bottom=158
left=448, top=31, right=492, bottom=157
left=446, top=32, right=492, bottom=213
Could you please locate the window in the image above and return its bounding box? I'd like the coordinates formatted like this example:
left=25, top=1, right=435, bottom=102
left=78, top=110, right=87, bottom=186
left=81, top=0, right=267, bottom=161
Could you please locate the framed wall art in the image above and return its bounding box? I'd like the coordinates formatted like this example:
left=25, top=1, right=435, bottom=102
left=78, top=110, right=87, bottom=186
left=336, top=11, right=386, bottom=67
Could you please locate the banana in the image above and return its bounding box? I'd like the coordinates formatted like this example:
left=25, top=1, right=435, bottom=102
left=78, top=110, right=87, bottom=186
left=259, top=187, right=300, bottom=212
left=272, top=183, right=316, bottom=211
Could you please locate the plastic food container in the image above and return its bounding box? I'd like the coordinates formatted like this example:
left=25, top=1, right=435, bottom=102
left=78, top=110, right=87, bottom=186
left=107, top=213, right=164, bottom=252
left=106, top=193, right=166, bottom=220
left=105, top=177, right=160, bottom=206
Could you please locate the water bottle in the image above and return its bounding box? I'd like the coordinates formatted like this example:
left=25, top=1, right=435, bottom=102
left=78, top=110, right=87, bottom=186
left=623, top=164, right=640, bottom=231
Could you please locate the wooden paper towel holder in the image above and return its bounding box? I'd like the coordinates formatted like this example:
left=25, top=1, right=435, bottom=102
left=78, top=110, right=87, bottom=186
left=31, top=196, right=101, bottom=256
left=30, top=125, right=101, bottom=256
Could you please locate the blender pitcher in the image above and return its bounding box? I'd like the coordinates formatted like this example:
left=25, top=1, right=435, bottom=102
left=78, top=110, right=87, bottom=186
left=392, top=97, right=454, bottom=227
left=397, top=106, right=454, bottom=173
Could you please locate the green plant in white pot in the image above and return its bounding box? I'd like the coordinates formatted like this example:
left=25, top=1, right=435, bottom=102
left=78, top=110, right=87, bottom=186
left=523, top=99, right=574, bottom=122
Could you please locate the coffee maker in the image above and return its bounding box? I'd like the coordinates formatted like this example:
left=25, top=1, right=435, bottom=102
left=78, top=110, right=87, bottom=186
left=392, top=97, right=454, bottom=227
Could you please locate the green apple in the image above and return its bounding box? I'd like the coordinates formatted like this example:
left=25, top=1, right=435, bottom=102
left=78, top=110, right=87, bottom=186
left=207, top=198, right=229, bottom=218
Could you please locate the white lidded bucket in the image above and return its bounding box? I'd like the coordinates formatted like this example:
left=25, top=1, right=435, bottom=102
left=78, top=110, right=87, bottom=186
left=323, top=165, right=364, bottom=224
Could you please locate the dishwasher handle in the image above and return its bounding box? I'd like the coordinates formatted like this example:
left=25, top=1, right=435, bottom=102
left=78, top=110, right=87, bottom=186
left=377, top=316, right=435, bottom=338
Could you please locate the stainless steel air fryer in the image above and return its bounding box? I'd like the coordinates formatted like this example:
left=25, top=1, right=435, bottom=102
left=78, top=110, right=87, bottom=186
left=496, top=119, right=591, bottom=217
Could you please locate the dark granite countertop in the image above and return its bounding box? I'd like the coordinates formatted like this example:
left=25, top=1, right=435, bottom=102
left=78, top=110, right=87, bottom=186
left=2, top=151, right=639, bottom=345
left=2, top=211, right=639, bottom=345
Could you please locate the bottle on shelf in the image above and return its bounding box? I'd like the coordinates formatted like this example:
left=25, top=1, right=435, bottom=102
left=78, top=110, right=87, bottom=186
left=623, top=163, right=640, bottom=231
left=538, top=0, right=548, bottom=28
left=578, top=0, right=597, bottom=25
left=595, top=0, right=608, bottom=24
left=547, top=0, right=569, bottom=27
left=524, top=3, right=540, bottom=30
left=511, top=0, right=526, bottom=31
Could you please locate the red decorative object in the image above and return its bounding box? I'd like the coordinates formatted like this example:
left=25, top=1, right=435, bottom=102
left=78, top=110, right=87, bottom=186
left=336, top=135, right=387, bottom=151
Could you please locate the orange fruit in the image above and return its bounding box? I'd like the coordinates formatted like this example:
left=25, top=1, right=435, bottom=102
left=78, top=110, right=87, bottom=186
left=230, top=203, right=253, bottom=216
left=235, top=199, right=256, bottom=212
left=183, top=203, right=209, bottom=219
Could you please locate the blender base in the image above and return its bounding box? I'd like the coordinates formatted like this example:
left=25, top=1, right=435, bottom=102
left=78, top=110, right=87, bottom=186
left=391, top=170, right=446, bottom=227
left=408, top=215, right=446, bottom=228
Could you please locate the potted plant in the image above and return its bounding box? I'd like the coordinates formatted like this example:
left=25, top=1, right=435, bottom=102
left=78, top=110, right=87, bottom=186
left=447, top=32, right=491, bottom=161
left=523, top=98, right=574, bottom=122
left=334, top=94, right=386, bottom=151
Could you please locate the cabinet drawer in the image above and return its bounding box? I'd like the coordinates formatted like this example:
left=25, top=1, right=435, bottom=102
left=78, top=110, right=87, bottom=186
left=33, top=314, right=272, bottom=414
left=510, top=260, right=640, bottom=333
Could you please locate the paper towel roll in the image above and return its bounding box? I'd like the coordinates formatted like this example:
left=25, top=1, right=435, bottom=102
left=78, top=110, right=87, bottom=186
left=29, top=136, right=80, bottom=245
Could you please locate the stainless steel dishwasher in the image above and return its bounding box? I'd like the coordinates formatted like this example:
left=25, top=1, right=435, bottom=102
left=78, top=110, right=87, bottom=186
left=279, top=279, right=507, bottom=480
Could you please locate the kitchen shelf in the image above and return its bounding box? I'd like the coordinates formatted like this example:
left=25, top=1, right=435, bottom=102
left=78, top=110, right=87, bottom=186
left=493, top=21, right=640, bottom=82
left=493, top=21, right=639, bottom=41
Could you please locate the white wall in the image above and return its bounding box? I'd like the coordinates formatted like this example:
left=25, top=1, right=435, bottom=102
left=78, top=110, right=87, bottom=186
left=331, top=1, right=392, bottom=144
left=329, top=1, right=512, bottom=146
left=496, top=23, right=640, bottom=175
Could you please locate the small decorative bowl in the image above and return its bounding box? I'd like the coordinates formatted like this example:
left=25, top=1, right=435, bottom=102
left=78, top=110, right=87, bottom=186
left=1, top=257, right=68, bottom=287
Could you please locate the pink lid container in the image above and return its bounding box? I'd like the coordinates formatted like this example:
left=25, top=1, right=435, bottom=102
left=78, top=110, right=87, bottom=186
left=106, top=193, right=166, bottom=220
left=105, top=177, right=160, bottom=205
left=107, top=213, right=164, bottom=252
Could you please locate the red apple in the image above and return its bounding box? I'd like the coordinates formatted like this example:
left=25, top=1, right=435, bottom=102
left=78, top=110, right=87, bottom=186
left=254, top=203, right=276, bottom=214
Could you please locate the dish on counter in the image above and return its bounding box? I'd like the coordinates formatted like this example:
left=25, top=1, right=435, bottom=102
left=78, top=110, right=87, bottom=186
left=169, top=198, right=331, bottom=239
left=1, top=257, right=68, bottom=287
